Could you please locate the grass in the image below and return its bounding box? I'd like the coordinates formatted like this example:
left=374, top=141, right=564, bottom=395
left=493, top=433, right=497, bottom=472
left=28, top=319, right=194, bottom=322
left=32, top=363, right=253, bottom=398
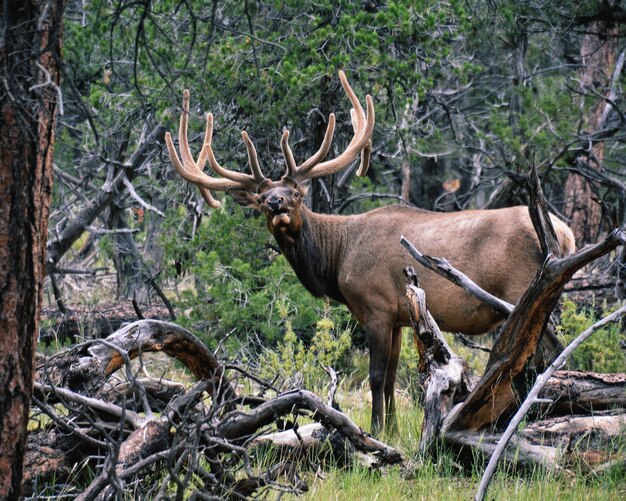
left=299, top=466, right=626, bottom=501
left=275, top=343, right=626, bottom=501
left=287, top=389, right=626, bottom=501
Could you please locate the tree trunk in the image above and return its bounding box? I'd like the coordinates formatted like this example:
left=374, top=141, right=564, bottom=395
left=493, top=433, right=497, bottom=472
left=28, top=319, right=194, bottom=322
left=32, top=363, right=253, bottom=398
left=0, top=1, right=66, bottom=497
left=563, top=18, right=619, bottom=244
left=107, top=204, right=145, bottom=300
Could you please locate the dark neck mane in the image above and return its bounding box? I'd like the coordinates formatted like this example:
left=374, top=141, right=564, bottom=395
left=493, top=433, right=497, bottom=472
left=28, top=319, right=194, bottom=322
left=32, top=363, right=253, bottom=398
left=273, top=208, right=347, bottom=304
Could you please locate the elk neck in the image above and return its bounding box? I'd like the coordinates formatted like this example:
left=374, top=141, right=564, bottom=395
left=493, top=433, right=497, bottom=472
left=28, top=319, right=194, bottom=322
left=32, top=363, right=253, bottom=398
left=271, top=205, right=348, bottom=304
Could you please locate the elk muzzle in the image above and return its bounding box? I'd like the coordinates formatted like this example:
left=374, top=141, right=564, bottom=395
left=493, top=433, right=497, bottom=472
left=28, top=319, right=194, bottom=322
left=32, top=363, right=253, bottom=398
left=264, top=196, right=291, bottom=226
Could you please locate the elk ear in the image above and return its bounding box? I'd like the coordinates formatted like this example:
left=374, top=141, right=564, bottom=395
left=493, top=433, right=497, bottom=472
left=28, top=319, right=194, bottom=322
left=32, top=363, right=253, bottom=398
left=228, top=189, right=260, bottom=208
left=298, top=180, right=310, bottom=197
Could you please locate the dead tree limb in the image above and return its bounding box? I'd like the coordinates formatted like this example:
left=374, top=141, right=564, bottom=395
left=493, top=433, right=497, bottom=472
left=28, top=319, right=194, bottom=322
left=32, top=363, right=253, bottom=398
left=400, top=237, right=514, bottom=316
left=46, top=125, right=165, bottom=275
left=402, top=165, right=626, bottom=497
left=404, top=267, right=475, bottom=454
left=36, top=319, right=237, bottom=405
left=450, top=226, right=626, bottom=431
left=215, top=388, right=402, bottom=466
left=475, top=304, right=626, bottom=501
left=445, top=199, right=626, bottom=432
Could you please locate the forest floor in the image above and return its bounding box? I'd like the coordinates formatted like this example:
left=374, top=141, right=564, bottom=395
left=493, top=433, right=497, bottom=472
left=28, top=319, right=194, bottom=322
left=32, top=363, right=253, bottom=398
left=289, top=385, right=626, bottom=501
left=33, top=297, right=626, bottom=500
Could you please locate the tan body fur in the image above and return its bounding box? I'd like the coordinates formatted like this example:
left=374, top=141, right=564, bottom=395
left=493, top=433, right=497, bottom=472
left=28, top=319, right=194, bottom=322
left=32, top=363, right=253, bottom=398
left=234, top=184, right=575, bottom=431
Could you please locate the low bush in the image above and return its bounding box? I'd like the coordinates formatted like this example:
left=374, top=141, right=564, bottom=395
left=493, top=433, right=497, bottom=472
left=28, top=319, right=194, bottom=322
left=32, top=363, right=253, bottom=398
left=558, top=297, right=626, bottom=373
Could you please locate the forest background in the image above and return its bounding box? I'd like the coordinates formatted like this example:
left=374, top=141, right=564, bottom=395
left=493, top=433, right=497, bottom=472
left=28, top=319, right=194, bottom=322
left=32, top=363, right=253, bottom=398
left=48, top=0, right=626, bottom=343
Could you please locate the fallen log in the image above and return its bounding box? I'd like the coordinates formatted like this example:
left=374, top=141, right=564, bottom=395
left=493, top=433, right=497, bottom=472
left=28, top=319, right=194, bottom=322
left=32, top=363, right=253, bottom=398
left=538, top=370, right=626, bottom=416
left=27, top=320, right=401, bottom=498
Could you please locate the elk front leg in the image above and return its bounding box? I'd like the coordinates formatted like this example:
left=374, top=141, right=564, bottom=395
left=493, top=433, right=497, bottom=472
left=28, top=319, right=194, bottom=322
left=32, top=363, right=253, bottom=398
left=366, top=320, right=395, bottom=434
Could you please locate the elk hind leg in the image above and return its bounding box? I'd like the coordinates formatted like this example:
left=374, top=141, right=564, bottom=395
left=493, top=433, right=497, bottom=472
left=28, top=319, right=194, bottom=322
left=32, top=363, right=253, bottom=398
left=366, top=321, right=393, bottom=434
left=383, top=326, right=403, bottom=433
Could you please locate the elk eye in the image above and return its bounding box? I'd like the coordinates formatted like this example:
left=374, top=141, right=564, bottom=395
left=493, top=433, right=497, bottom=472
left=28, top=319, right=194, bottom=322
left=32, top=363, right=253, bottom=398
left=294, top=191, right=300, bottom=198
left=256, top=197, right=262, bottom=204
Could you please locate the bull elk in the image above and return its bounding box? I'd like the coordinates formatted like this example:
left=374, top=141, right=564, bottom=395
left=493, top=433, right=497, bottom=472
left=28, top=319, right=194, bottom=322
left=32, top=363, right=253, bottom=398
left=165, top=72, right=575, bottom=432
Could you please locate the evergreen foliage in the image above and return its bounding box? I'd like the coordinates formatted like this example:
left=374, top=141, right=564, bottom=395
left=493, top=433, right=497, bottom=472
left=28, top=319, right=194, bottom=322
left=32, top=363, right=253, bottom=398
left=53, top=0, right=626, bottom=376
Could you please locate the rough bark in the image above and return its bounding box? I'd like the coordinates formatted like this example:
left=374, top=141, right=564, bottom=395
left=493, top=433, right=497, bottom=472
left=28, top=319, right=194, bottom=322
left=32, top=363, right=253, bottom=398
left=538, top=371, right=626, bottom=416
left=563, top=17, right=620, bottom=244
left=0, top=1, right=66, bottom=497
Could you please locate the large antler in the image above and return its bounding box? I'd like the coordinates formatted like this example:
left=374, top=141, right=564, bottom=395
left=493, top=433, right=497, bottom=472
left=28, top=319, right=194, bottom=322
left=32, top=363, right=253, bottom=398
left=166, top=72, right=374, bottom=207
left=165, top=90, right=267, bottom=208
left=281, top=70, right=375, bottom=182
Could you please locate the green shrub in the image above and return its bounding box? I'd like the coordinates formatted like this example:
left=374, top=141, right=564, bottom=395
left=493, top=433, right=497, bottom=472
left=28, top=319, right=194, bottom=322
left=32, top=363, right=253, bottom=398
left=257, top=302, right=353, bottom=390
left=160, top=203, right=352, bottom=352
left=558, top=297, right=626, bottom=373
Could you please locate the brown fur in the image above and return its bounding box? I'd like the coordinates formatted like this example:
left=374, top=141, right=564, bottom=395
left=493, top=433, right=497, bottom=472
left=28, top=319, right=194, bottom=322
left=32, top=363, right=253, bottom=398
left=231, top=179, right=576, bottom=431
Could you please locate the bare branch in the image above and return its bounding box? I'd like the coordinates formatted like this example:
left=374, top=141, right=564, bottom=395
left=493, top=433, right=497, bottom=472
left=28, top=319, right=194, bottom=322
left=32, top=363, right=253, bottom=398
left=476, top=304, right=626, bottom=501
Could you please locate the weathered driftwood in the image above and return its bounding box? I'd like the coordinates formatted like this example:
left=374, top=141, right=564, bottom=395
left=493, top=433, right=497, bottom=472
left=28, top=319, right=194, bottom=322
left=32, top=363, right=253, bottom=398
left=403, top=168, right=626, bottom=501
left=404, top=267, right=475, bottom=454
left=28, top=320, right=401, bottom=498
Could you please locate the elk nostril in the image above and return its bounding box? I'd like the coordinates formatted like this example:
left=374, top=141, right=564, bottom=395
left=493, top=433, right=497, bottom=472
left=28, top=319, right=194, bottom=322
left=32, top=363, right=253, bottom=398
left=268, top=199, right=281, bottom=211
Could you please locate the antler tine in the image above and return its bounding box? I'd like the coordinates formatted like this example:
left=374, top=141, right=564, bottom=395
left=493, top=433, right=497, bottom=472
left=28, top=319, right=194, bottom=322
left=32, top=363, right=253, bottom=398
left=202, top=116, right=258, bottom=190
left=195, top=118, right=223, bottom=208
left=281, top=130, right=298, bottom=178
left=348, top=107, right=372, bottom=177
left=295, top=113, right=336, bottom=176
left=241, top=131, right=267, bottom=183
left=166, top=91, right=258, bottom=208
left=357, top=138, right=372, bottom=177
left=291, top=71, right=374, bottom=182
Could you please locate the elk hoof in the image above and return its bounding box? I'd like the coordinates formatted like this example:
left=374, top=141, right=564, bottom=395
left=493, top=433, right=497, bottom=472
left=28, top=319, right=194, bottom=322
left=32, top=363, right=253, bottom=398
left=272, top=214, right=290, bottom=226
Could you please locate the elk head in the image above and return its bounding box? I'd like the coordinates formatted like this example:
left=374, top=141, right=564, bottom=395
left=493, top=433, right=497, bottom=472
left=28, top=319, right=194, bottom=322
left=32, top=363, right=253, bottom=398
left=165, top=71, right=375, bottom=236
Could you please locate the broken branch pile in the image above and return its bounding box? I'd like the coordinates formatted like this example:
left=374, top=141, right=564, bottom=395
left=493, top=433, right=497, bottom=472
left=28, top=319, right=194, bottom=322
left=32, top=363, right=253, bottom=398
left=27, top=320, right=401, bottom=499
